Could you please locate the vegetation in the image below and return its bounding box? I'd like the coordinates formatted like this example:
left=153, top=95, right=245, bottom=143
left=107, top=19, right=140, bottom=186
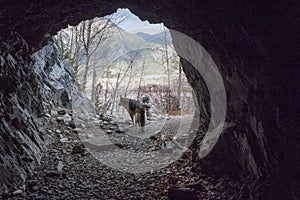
left=56, top=15, right=194, bottom=116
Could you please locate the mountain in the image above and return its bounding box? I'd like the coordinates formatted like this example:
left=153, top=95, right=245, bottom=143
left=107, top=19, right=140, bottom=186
left=58, top=18, right=178, bottom=93
left=79, top=27, right=179, bottom=95
left=136, top=31, right=172, bottom=45
left=86, top=29, right=165, bottom=71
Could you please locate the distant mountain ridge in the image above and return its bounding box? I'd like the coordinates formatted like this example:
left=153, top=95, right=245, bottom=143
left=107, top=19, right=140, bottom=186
left=136, top=31, right=172, bottom=45
left=59, top=19, right=176, bottom=84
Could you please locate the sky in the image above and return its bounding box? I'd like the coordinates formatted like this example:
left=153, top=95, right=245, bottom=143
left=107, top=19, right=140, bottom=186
left=111, top=8, right=164, bottom=35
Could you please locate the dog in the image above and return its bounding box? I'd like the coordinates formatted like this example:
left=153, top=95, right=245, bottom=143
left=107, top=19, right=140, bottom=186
left=118, top=96, right=146, bottom=127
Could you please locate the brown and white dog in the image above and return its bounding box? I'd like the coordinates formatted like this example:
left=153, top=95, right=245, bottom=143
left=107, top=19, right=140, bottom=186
left=118, top=96, right=146, bottom=127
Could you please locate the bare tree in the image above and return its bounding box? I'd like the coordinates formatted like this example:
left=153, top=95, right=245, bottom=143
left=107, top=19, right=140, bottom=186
left=56, top=12, right=128, bottom=96
left=137, top=58, right=146, bottom=101
left=161, top=25, right=171, bottom=112
left=81, top=18, right=114, bottom=92
left=73, top=25, right=82, bottom=77
left=177, top=60, right=182, bottom=106
left=103, top=65, right=112, bottom=111
left=86, top=15, right=128, bottom=101
left=124, top=51, right=139, bottom=97
left=81, top=19, right=93, bottom=91
left=109, top=58, right=136, bottom=114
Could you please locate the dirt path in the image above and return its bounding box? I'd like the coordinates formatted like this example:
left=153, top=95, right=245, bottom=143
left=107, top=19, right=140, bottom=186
left=5, top=112, right=238, bottom=200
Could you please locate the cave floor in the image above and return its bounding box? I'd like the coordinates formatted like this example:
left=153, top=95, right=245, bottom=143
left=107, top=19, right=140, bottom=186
left=5, top=112, right=239, bottom=200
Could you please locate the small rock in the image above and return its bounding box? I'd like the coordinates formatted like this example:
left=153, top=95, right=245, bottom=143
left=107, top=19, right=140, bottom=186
left=63, top=114, right=72, bottom=123
left=57, top=110, right=66, bottom=115
left=55, top=129, right=62, bottom=134
left=32, top=186, right=39, bottom=191
left=12, top=189, right=23, bottom=195
left=55, top=189, right=63, bottom=194
left=116, top=129, right=124, bottom=133
left=45, top=171, right=61, bottom=177
left=92, top=120, right=101, bottom=124
left=102, top=117, right=110, bottom=122
left=71, top=145, right=85, bottom=154
left=106, top=130, right=113, bottom=134
left=28, top=180, right=37, bottom=187
left=51, top=110, right=57, bottom=116
left=56, top=117, right=64, bottom=122
left=78, top=123, right=86, bottom=128
left=69, top=121, right=76, bottom=129
left=73, top=128, right=82, bottom=133
left=60, top=138, right=68, bottom=143
left=150, top=132, right=162, bottom=140
left=21, top=155, right=34, bottom=162
left=215, top=182, right=224, bottom=190
left=201, top=180, right=209, bottom=185
left=57, top=161, right=64, bottom=172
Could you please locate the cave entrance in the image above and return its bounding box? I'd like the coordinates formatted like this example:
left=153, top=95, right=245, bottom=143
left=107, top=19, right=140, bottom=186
left=55, top=8, right=196, bottom=133
left=54, top=8, right=198, bottom=173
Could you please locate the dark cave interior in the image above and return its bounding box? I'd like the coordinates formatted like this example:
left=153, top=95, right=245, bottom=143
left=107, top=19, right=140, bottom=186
left=0, top=1, right=298, bottom=199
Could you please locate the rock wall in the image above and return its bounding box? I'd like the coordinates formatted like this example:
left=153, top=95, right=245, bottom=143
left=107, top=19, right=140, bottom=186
left=174, top=11, right=298, bottom=197
left=0, top=1, right=298, bottom=199
left=0, top=34, right=74, bottom=194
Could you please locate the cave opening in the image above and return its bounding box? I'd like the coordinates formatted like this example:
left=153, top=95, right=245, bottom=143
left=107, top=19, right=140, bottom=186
left=0, top=1, right=297, bottom=199
left=54, top=8, right=199, bottom=141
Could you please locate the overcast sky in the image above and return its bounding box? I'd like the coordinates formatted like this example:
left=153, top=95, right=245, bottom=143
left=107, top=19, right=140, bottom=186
left=112, top=8, right=163, bottom=34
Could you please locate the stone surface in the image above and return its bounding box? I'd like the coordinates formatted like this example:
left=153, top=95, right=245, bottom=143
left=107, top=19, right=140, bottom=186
left=0, top=1, right=298, bottom=199
left=0, top=37, right=74, bottom=194
left=4, top=113, right=240, bottom=200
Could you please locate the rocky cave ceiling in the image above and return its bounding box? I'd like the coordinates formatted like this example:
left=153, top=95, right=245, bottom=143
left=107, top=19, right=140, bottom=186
left=0, top=0, right=298, bottom=198
left=1, top=0, right=295, bottom=124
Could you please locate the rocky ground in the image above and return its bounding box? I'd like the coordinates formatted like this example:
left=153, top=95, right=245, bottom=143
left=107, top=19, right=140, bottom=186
left=3, top=110, right=243, bottom=200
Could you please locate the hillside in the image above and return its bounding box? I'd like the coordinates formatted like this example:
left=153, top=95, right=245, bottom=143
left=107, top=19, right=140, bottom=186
left=76, top=24, right=180, bottom=88
left=136, top=31, right=172, bottom=45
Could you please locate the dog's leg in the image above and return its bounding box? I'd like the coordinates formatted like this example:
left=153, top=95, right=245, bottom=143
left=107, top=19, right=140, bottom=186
left=140, top=126, right=145, bottom=133
left=133, top=114, right=136, bottom=126
left=129, top=113, right=135, bottom=126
